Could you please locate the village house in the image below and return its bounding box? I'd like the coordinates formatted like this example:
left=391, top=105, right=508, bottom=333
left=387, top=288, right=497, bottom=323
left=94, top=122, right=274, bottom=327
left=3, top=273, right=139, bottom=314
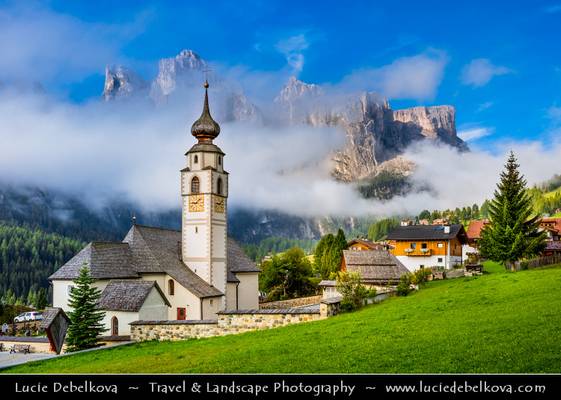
left=319, top=246, right=409, bottom=299
left=50, top=82, right=260, bottom=336
left=386, top=224, right=468, bottom=271
left=346, top=238, right=386, bottom=251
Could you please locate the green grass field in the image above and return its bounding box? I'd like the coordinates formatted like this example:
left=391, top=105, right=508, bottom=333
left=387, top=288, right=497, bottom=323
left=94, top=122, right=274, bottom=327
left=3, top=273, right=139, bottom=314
left=5, top=261, right=561, bottom=373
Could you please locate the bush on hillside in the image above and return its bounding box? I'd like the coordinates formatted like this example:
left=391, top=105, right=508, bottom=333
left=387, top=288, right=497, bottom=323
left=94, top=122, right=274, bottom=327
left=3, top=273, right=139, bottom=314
left=397, top=273, right=412, bottom=296
left=336, top=271, right=374, bottom=312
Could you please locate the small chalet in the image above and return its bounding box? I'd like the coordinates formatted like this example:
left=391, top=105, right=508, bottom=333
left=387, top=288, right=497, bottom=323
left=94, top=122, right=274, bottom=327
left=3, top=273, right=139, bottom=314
left=319, top=249, right=409, bottom=298
left=346, top=238, right=386, bottom=251
left=386, top=224, right=468, bottom=271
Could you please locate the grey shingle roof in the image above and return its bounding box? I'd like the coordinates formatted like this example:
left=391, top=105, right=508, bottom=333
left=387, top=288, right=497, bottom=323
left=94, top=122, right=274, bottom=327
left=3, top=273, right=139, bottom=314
left=386, top=224, right=467, bottom=243
left=343, top=250, right=409, bottom=284
left=50, top=223, right=258, bottom=298
left=123, top=225, right=223, bottom=298
left=98, top=280, right=171, bottom=312
left=49, top=242, right=139, bottom=280
left=227, top=238, right=260, bottom=272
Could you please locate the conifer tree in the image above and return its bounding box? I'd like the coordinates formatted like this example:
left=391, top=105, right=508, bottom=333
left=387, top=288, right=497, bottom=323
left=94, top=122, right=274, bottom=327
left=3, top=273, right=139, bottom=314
left=66, top=265, right=105, bottom=352
left=479, top=152, right=546, bottom=269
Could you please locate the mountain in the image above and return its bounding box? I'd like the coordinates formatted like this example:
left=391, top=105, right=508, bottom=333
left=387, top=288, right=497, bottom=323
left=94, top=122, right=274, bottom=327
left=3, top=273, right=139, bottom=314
left=103, top=66, right=148, bottom=101
left=275, top=77, right=466, bottom=182
left=102, top=49, right=259, bottom=122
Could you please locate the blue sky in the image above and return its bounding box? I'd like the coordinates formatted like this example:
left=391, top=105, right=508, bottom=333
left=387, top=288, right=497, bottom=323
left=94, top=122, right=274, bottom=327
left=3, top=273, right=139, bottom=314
left=1, top=0, right=561, bottom=147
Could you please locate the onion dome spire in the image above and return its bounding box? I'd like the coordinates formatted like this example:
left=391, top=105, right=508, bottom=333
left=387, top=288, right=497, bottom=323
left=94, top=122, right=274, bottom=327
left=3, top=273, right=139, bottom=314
left=190, top=80, right=220, bottom=143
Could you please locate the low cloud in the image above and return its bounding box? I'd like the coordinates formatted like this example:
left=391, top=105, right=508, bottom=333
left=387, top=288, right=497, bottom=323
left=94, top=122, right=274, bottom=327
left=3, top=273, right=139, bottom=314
left=340, top=50, right=448, bottom=100
left=461, top=58, right=512, bottom=87
left=458, top=126, right=494, bottom=142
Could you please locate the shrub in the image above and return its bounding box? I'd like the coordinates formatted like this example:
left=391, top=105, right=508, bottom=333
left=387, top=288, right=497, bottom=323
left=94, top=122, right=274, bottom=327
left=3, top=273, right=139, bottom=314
left=336, top=271, right=373, bottom=312
left=396, top=273, right=412, bottom=296
left=411, top=268, right=432, bottom=285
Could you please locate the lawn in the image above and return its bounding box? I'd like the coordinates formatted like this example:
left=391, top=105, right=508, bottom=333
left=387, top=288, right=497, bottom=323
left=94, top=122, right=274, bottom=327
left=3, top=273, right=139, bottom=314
left=5, top=262, right=561, bottom=373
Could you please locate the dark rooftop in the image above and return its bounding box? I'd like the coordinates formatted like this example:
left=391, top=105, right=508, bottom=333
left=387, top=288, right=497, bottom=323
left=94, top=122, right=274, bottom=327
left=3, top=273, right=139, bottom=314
left=386, top=224, right=467, bottom=243
left=98, top=280, right=170, bottom=312
left=343, top=250, right=410, bottom=284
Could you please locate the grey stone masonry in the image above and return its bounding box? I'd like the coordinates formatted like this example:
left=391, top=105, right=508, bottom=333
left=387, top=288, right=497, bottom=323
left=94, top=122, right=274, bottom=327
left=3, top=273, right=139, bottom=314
left=130, top=297, right=342, bottom=342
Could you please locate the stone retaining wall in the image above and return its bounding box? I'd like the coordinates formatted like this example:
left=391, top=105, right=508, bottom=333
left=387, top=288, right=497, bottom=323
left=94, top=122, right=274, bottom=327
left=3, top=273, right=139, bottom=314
left=130, top=299, right=341, bottom=342
left=259, top=295, right=323, bottom=309
left=0, top=336, right=52, bottom=353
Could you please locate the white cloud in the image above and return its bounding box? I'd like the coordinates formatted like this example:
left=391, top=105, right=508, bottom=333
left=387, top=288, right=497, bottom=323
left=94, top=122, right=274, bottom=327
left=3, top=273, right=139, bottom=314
left=477, top=101, right=494, bottom=112
left=0, top=3, right=145, bottom=84
left=275, top=34, right=310, bottom=75
left=458, top=126, right=494, bottom=141
left=547, top=106, right=561, bottom=122
left=461, top=58, right=512, bottom=87
left=340, top=50, right=448, bottom=100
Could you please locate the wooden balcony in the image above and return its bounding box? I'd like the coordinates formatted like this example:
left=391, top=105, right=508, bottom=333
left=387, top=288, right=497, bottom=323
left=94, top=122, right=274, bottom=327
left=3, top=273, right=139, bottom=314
left=403, top=248, right=432, bottom=256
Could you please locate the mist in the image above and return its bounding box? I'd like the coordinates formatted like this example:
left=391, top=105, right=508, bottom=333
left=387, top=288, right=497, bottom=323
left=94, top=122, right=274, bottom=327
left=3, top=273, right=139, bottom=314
left=1, top=88, right=560, bottom=220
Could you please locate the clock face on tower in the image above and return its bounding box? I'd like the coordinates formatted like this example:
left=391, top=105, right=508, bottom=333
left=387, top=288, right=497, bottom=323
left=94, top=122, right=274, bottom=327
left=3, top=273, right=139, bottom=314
left=214, top=196, right=225, bottom=213
left=188, top=194, right=204, bottom=212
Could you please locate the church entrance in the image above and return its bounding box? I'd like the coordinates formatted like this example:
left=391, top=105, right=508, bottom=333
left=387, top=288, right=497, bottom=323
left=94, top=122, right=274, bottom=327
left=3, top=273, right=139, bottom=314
left=111, top=316, right=118, bottom=336
left=177, top=307, right=186, bottom=320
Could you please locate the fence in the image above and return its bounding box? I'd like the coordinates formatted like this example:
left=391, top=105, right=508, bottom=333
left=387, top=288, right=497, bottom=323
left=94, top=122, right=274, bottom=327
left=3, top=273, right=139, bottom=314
left=509, top=254, right=561, bottom=271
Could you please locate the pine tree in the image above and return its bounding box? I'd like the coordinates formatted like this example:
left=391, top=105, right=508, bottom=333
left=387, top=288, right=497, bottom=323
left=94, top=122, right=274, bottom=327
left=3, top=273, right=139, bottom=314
left=65, top=265, right=105, bottom=352
left=479, top=152, right=547, bottom=269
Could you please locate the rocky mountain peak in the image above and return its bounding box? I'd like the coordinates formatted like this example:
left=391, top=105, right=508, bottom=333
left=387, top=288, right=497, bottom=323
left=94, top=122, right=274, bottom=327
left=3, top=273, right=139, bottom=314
left=275, top=76, right=323, bottom=104
left=103, top=66, right=148, bottom=101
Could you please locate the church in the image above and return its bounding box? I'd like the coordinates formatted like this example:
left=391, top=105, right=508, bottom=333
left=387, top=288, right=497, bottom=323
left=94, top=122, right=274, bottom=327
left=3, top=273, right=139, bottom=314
left=50, top=82, right=260, bottom=336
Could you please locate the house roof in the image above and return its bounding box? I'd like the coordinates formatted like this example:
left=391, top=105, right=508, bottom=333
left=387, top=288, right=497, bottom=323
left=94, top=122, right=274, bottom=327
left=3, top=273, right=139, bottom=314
left=386, top=224, right=468, bottom=244
left=540, top=217, right=561, bottom=233
left=347, top=238, right=383, bottom=250
left=51, top=224, right=258, bottom=299
left=342, top=249, right=410, bottom=284
left=49, top=242, right=139, bottom=280
left=466, top=219, right=489, bottom=240
left=98, top=280, right=171, bottom=312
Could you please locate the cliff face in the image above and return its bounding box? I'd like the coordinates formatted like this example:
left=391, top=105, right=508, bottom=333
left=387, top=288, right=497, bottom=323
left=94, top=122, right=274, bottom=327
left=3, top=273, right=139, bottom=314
left=103, top=66, right=148, bottom=101
left=275, top=77, right=467, bottom=181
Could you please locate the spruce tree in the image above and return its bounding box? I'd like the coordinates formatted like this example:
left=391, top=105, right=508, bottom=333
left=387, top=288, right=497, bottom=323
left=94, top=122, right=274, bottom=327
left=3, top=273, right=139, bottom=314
left=66, top=265, right=105, bottom=352
left=479, top=152, right=546, bottom=269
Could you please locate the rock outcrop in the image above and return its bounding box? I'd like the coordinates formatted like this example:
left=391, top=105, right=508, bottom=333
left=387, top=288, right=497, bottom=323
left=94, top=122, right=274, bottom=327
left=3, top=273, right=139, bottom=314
left=103, top=66, right=148, bottom=101
left=275, top=77, right=467, bottom=182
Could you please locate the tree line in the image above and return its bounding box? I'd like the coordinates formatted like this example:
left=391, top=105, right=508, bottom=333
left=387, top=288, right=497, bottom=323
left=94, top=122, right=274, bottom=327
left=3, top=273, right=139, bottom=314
left=0, top=223, right=84, bottom=306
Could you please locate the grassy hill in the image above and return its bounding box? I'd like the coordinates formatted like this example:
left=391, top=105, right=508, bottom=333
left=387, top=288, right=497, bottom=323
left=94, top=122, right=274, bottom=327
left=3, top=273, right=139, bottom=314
left=5, top=262, right=561, bottom=373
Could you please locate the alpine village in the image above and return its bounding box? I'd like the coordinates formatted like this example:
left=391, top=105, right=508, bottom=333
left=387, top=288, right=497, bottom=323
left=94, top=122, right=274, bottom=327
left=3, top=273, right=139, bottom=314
left=1, top=80, right=561, bottom=373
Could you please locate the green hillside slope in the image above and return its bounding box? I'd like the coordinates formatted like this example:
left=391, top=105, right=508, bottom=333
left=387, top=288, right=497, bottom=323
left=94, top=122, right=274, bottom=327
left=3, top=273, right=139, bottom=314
left=5, top=262, right=561, bottom=373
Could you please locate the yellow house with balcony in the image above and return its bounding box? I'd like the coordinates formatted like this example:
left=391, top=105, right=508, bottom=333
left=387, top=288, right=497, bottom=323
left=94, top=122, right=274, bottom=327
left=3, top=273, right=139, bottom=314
left=386, top=224, right=468, bottom=271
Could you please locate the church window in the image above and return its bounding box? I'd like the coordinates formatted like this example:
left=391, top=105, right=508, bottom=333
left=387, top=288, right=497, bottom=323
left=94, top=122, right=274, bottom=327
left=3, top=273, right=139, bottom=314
left=111, top=316, right=119, bottom=336
left=217, top=178, right=223, bottom=195
left=191, top=176, right=200, bottom=193
left=218, top=156, right=221, bottom=165
left=195, top=226, right=198, bottom=233
left=210, top=299, right=214, bottom=306
left=168, top=279, right=175, bottom=296
left=194, top=155, right=198, bottom=164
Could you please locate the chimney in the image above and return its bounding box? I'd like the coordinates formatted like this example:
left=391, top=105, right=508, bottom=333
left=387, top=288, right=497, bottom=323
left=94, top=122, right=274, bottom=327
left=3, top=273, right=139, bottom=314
left=444, top=225, right=451, bottom=234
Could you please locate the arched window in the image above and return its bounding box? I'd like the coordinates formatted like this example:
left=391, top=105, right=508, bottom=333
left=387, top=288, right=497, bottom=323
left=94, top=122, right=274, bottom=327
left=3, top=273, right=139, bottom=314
left=191, top=176, right=200, bottom=193
left=217, top=178, right=223, bottom=195
left=168, top=279, right=175, bottom=296
left=194, top=155, right=198, bottom=164
left=111, top=316, right=119, bottom=336
left=218, top=156, right=221, bottom=165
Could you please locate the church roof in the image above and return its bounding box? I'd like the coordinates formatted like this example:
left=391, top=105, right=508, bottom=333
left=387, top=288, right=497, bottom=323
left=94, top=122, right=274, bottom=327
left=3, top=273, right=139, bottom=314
left=228, top=238, right=261, bottom=273
left=49, top=242, right=139, bottom=280
left=98, top=280, right=171, bottom=312
left=51, top=224, right=259, bottom=299
left=123, top=224, right=224, bottom=298
left=343, top=249, right=409, bottom=284
left=190, top=81, right=220, bottom=143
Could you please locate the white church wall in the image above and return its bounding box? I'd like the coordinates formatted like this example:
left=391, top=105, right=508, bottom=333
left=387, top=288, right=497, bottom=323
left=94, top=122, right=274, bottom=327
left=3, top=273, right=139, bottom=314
left=52, top=279, right=110, bottom=311
left=141, top=274, right=202, bottom=320
left=102, top=311, right=139, bottom=336
left=202, top=297, right=221, bottom=320
left=225, top=282, right=238, bottom=310
left=236, top=272, right=259, bottom=310
left=139, top=287, right=169, bottom=321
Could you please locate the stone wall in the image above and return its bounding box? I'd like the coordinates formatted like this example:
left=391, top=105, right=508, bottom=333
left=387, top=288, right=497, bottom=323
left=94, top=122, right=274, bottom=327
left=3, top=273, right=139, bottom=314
left=259, top=295, right=323, bottom=309
left=130, top=298, right=341, bottom=342
left=0, top=336, right=53, bottom=354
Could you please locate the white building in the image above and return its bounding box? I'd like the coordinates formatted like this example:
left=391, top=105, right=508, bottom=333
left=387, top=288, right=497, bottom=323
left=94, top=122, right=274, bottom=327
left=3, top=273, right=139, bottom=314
left=50, top=82, right=260, bottom=336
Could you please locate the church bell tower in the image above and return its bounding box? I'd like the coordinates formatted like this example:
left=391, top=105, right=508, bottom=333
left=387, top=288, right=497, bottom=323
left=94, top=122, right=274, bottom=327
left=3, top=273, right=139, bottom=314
left=181, top=81, right=228, bottom=305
